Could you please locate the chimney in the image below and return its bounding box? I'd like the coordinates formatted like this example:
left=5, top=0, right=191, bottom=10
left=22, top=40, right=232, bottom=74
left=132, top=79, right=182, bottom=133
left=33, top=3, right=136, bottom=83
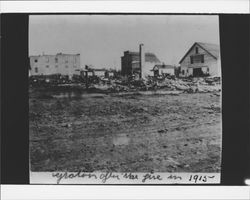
left=139, top=44, right=145, bottom=79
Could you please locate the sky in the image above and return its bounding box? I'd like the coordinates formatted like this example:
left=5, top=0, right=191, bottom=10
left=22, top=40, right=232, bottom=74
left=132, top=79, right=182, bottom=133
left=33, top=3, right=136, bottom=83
left=29, top=15, right=220, bottom=70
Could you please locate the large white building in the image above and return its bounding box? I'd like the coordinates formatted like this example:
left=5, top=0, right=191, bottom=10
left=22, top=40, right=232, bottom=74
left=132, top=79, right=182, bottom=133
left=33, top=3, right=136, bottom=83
left=179, top=42, right=221, bottom=77
left=29, top=53, right=81, bottom=77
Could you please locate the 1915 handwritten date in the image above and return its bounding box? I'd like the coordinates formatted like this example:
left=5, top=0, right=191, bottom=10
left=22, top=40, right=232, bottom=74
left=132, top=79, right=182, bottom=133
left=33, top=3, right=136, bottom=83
left=188, top=175, right=215, bottom=183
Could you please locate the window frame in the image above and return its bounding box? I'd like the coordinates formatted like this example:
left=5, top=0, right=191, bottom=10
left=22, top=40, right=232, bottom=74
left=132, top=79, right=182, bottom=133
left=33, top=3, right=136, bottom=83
left=191, top=54, right=204, bottom=64
left=190, top=56, right=193, bottom=64
left=195, top=47, right=199, bottom=54
left=201, top=55, right=204, bottom=63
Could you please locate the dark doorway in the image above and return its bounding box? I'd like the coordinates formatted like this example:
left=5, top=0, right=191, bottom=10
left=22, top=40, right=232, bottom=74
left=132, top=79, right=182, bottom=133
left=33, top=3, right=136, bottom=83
left=193, top=68, right=203, bottom=77
left=154, top=69, right=159, bottom=77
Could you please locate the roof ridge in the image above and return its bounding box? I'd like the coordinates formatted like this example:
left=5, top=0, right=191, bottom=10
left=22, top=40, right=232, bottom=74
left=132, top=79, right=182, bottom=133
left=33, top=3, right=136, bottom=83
left=196, top=42, right=220, bottom=46
left=179, top=42, right=220, bottom=64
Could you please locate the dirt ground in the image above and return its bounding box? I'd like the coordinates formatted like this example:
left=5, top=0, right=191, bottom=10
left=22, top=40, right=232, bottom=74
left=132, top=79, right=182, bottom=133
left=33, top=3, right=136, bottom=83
left=29, top=87, right=222, bottom=172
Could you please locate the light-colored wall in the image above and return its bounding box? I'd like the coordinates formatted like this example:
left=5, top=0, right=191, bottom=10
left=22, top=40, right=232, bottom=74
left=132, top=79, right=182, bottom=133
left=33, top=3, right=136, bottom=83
left=180, top=44, right=220, bottom=77
left=87, top=71, right=94, bottom=76
left=29, top=54, right=81, bottom=77
left=94, top=71, right=106, bottom=77
left=108, top=72, right=114, bottom=77
left=159, top=68, right=175, bottom=76
left=131, top=61, right=160, bottom=78
left=122, top=51, right=161, bottom=79
left=141, top=62, right=157, bottom=78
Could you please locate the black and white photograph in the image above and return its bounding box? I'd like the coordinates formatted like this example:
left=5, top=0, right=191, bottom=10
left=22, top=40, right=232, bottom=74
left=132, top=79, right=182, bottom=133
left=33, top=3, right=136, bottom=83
left=28, top=14, right=223, bottom=184
left=1, top=0, right=250, bottom=199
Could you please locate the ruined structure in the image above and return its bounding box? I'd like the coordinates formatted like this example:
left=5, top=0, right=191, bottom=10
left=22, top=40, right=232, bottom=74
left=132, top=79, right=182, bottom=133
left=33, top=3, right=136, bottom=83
left=121, top=44, right=161, bottom=79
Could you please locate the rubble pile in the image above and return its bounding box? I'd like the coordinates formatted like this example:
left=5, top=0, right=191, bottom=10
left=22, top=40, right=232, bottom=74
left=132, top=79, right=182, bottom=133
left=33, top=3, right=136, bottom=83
left=30, top=74, right=221, bottom=94
left=102, top=76, right=221, bottom=93
left=93, top=79, right=146, bottom=93
left=89, top=76, right=221, bottom=93
left=148, top=76, right=221, bottom=93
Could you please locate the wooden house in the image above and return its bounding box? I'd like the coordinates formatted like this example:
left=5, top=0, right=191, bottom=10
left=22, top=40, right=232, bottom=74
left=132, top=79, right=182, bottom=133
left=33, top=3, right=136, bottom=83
left=152, top=64, right=175, bottom=77
left=179, top=42, right=221, bottom=77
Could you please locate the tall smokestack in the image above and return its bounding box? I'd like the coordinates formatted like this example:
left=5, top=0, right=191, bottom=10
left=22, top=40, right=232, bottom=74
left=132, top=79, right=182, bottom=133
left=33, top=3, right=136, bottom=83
left=139, top=44, right=145, bottom=79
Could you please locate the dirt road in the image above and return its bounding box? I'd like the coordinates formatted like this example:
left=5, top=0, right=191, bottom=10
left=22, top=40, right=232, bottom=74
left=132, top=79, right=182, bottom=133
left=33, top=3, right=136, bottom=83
left=29, top=88, right=222, bottom=172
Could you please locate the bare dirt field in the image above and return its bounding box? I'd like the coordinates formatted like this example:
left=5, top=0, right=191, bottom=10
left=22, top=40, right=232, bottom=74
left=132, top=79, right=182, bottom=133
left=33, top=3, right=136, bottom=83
left=29, top=87, right=222, bottom=172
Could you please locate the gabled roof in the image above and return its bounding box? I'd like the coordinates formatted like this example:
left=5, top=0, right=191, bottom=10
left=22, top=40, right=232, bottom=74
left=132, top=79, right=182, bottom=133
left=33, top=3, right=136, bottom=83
left=153, top=64, right=175, bottom=70
left=179, top=42, right=220, bottom=64
left=145, top=53, right=161, bottom=63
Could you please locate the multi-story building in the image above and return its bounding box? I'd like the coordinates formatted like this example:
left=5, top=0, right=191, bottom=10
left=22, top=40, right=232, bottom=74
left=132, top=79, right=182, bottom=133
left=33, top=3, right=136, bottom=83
left=121, top=44, right=161, bottom=79
left=29, top=53, right=81, bottom=78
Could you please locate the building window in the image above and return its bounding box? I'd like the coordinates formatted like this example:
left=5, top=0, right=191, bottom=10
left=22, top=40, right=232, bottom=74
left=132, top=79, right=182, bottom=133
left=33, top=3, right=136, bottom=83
left=55, top=58, right=58, bottom=63
left=207, top=68, right=209, bottom=72
left=195, top=47, right=199, bottom=54
left=46, top=65, right=49, bottom=68
left=35, top=67, right=38, bottom=73
left=65, top=65, right=68, bottom=68
left=190, top=56, right=193, bottom=64
left=65, top=60, right=68, bottom=63
left=191, top=55, right=204, bottom=64
left=34, top=59, right=38, bottom=63
left=187, top=69, right=189, bottom=73
left=182, top=70, right=185, bottom=75
left=55, top=65, right=58, bottom=68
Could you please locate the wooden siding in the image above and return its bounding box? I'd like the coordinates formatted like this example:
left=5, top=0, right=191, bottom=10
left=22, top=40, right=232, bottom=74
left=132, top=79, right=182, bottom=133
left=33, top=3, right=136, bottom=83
left=180, top=44, right=220, bottom=77
left=159, top=68, right=175, bottom=76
